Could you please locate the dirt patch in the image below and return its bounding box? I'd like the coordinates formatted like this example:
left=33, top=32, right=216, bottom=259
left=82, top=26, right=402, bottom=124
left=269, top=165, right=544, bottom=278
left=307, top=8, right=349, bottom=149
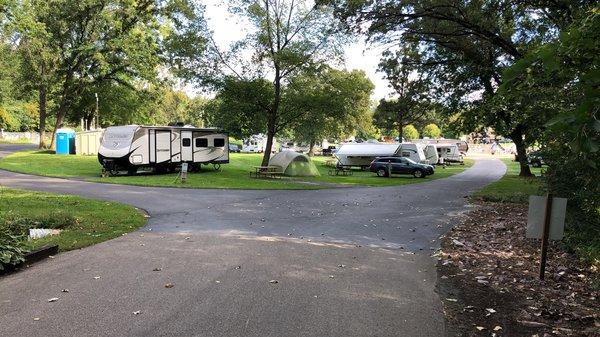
left=437, top=202, right=599, bottom=336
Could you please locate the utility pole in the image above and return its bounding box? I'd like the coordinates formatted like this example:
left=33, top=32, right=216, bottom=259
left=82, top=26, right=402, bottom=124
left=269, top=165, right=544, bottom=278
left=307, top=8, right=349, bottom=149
left=95, top=93, right=99, bottom=130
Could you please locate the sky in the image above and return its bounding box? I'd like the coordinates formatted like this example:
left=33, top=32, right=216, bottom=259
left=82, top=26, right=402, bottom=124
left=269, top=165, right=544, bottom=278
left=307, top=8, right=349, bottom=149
left=200, top=0, right=393, bottom=100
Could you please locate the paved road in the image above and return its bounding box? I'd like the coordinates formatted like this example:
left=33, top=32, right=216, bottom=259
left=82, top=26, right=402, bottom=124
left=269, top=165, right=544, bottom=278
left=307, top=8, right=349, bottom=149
left=0, top=144, right=506, bottom=337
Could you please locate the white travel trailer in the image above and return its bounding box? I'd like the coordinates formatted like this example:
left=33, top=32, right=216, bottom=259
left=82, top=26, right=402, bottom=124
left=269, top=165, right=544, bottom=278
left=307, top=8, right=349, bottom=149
left=279, top=140, right=311, bottom=153
left=422, top=144, right=439, bottom=165
left=436, top=144, right=464, bottom=164
left=242, top=134, right=276, bottom=153
left=335, top=142, right=425, bottom=168
left=98, top=125, right=229, bottom=175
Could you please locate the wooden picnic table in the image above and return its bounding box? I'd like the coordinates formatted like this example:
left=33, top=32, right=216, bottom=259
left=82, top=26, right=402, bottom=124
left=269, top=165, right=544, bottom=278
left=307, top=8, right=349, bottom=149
left=250, top=166, right=284, bottom=179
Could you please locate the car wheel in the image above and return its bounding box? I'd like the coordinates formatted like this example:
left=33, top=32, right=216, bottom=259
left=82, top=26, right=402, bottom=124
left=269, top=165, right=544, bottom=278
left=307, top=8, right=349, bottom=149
left=377, top=168, right=388, bottom=177
left=413, top=169, right=424, bottom=178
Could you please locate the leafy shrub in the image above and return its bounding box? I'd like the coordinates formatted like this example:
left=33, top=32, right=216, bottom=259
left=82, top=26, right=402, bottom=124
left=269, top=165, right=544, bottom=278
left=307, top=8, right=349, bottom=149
left=422, top=123, right=441, bottom=139
left=0, top=228, right=27, bottom=271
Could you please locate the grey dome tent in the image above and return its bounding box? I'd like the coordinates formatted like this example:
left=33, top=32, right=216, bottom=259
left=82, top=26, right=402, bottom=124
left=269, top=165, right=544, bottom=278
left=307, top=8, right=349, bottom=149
left=268, top=151, right=320, bottom=177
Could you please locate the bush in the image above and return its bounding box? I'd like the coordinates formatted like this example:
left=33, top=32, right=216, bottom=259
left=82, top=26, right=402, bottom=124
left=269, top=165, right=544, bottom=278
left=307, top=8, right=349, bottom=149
left=0, top=212, right=77, bottom=270
left=422, top=123, right=441, bottom=138
left=402, top=124, right=419, bottom=140
left=0, top=228, right=27, bottom=271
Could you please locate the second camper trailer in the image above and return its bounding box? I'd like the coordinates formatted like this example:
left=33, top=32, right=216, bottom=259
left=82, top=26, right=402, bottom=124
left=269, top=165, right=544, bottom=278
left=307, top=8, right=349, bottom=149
left=335, top=143, right=425, bottom=168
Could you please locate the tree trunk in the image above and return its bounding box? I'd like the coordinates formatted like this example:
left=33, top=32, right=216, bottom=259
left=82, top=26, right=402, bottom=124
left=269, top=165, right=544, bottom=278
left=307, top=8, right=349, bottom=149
left=261, top=126, right=276, bottom=166
left=261, top=65, right=281, bottom=167
left=49, top=103, right=68, bottom=150
left=397, top=110, right=403, bottom=142
left=85, top=112, right=93, bottom=130
left=511, top=126, right=532, bottom=177
left=38, top=86, right=47, bottom=149
left=308, top=139, right=316, bottom=156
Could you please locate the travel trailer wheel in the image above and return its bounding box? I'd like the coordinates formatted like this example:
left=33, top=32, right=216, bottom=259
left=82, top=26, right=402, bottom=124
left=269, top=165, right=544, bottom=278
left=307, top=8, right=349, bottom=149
left=213, top=163, right=221, bottom=171
left=376, top=168, right=388, bottom=177
left=413, top=169, right=424, bottom=178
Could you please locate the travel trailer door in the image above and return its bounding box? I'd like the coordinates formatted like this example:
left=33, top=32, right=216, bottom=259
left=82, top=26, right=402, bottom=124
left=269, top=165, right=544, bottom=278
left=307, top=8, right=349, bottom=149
left=155, top=130, right=171, bottom=163
left=181, top=130, right=193, bottom=162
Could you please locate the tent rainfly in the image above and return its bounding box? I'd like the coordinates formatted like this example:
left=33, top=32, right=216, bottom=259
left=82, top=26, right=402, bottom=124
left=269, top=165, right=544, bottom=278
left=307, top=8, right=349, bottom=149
left=268, top=151, right=320, bottom=177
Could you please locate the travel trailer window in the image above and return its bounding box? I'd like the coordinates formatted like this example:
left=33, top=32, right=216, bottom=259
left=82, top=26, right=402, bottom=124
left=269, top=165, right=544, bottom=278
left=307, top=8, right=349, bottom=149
left=182, top=138, right=191, bottom=147
left=214, top=138, right=225, bottom=147
left=196, top=138, right=208, bottom=147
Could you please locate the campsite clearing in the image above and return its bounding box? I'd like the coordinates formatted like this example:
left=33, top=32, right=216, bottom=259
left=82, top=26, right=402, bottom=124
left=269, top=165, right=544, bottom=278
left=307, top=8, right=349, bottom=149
left=0, top=150, right=473, bottom=189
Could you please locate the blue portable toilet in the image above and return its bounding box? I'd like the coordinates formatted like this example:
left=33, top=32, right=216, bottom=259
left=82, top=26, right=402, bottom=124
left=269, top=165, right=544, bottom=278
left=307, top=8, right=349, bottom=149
left=56, top=128, right=76, bottom=155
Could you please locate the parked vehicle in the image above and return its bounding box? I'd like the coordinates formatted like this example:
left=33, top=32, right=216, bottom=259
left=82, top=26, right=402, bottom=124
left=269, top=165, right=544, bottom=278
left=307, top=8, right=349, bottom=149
left=98, top=125, right=229, bottom=175
left=414, top=138, right=469, bottom=154
left=242, top=134, right=277, bottom=153
left=229, top=144, right=241, bottom=153
left=436, top=144, right=464, bottom=164
left=335, top=142, right=426, bottom=169
left=280, top=140, right=311, bottom=153
left=369, top=157, right=435, bottom=178
left=527, top=150, right=545, bottom=167
left=322, top=145, right=337, bottom=156
left=422, top=144, right=439, bottom=165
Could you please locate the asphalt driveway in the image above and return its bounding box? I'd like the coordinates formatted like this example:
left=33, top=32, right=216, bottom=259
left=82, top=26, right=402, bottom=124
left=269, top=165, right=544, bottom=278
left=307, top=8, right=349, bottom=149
left=0, top=145, right=506, bottom=337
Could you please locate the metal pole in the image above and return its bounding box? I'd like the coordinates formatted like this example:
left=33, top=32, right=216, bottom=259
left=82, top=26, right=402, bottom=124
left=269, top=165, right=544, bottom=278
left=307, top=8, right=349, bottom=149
left=95, top=93, right=99, bottom=129
left=539, top=193, right=553, bottom=280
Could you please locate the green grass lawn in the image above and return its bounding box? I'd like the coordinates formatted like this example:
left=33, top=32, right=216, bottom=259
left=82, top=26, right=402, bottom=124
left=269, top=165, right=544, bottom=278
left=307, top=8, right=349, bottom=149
left=473, top=157, right=544, bottom=203
left=0, top=187, right=146, bottom=253
left=0, top=150, right=473, bottom=189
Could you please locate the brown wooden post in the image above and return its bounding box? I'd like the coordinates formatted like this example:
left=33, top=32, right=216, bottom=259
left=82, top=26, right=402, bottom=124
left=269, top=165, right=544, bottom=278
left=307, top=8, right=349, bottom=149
left=539, top=193, right=553, bottom=280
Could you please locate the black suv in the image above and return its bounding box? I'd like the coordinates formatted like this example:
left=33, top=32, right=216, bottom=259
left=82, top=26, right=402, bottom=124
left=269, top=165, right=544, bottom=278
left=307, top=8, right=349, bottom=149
left=369, top=157, right=435, bottom=178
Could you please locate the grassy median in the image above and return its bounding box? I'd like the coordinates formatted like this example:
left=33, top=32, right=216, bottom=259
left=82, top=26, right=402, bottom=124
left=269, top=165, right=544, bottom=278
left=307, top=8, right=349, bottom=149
left=473, top=157, right=544, bottom=203
left=0, top=187, right=146, bottom=254
left=0, top=150, right=474, bottom=189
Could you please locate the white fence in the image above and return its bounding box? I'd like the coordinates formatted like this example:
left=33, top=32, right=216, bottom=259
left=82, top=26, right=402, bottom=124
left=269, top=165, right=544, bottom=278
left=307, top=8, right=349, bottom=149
left=0, top=130, right=40, bottom=143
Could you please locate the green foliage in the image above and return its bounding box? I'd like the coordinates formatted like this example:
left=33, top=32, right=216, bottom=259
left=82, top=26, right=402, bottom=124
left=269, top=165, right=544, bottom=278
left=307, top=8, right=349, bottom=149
left=422, top=123, right=441, bottom=139
left=402, top=124, right=419, bottom=140
left=0, top=228, right=27, bottom=271
left=288, top=67, right=374, bottom=145
left=499, top=9, right=600, bottom=263
left=3, top=0, right=205, bottom=141
left=205, top=77, right=272, bottom=139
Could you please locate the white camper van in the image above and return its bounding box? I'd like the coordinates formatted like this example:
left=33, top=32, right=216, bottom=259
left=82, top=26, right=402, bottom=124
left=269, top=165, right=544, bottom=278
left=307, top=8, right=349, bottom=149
left=98, top=125, right=229, bottom=175
left=335, top=142, right=425, bottom=168
left=436, top=144, right=464, bottom=164
left=242, top=134, right=276, bottom=153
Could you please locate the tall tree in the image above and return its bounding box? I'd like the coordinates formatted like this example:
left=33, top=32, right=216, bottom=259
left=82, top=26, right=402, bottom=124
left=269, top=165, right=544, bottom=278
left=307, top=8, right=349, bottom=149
left=376, top=45, right=431, bottom=141
left=7, top=0, right=205, bottom=149
left=193, top=0, right=345, bottom=166
left=287, top=67, right=374, bottom=154
left=325, top=0, right=591, bottom=176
